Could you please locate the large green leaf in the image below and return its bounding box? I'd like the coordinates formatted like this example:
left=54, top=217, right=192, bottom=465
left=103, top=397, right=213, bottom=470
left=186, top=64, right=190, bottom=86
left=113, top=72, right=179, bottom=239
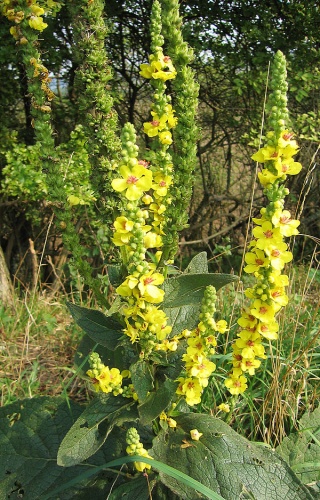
left=57, top=394, right=138, bottom=467
left=138, top=379, right=178, bottom=425
left=130, top=359, right=154, bottom=402
left=184, top=252, right=209, bottom=274
left=108, top=475, right=154, bottom=499
left=152, top=413, right=317, bottom=500
left=276, top=406, right=320, bottom=489
left=0, top=397, right=115, bottom=500
left=163, top=273, right=238, bottom=309
left=67, top=302, right=123, bottom=350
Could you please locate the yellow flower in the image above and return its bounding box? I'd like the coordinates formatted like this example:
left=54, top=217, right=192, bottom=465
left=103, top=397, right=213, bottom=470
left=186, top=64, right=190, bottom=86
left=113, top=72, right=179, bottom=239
left=277, top=130, right=297, bottom=149
left=252, top=145, right=283, bottom=163
left=188, top=355, right=216, bottom=382
left=30, top=5, right=45, bottom=16
left=215, top=319, right=228, bottom=333
left=225, top=373, right=248, bottom=395
left=256, top=320, right=279, bottom=340
left=29, top=15, right=48, bottom=31
left=167, top=418, right=177, bottom=428
left=144, top=231, right=163, bottom=249
left=269, top=286, right=288, bottom=307
left=116, top=275, right=139, bottom=297
left=240, top=357, right=261, bottom=375
left=111, top=164, right=152, bottom=201
left=218, top=403, right=230, bottom=413
left=112, top=216, right=134, bottom=246
left=140, top=53, right=177, bottom=81
left=190, top=429, right=203, bottom=441
left=152, top=173, right=172, bottom=198
left=138, top=271, right=165, bottom=303
left=258, top=168, right=280, bottom=186
left=237, top=310, right=257, bottom=330
left=253, top=222, right=282, bottom=251
left=143, top=113, right=167, bottom=137
left=176, top=377, right=202, bottom=405
left=275, top=157, right=302, bottom=177
left=244, top=249, right=270, bottom=273
left=265, top=242, right=293, bottom=271
left=271, top=210, right=300, bottom=237
left=159, top=130, right=173, bottom=145
left=250, top=299, right=278, bottom=323
left=235, top=331, right=266, bottom=358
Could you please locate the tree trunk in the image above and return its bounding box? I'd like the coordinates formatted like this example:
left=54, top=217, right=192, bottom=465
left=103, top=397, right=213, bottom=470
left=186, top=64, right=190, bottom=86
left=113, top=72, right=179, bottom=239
left=0, top=246, right=15, bottom=309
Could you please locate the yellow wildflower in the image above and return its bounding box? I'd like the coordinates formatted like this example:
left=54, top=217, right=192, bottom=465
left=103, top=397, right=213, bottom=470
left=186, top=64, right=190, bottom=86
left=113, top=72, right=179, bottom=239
left=225, top=373, right=248, bottom=395
left=190, top=429, right=203, bottom=441
left=111, top=164, right=152, bottom=201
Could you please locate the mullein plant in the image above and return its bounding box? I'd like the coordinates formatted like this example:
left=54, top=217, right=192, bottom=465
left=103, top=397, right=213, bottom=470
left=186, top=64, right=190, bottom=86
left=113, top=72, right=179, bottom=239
left=225, top=51, right=302, bottom=396
left=3, top=0, right=119, bottom=306
left=109, top=0, right=178, bottom=357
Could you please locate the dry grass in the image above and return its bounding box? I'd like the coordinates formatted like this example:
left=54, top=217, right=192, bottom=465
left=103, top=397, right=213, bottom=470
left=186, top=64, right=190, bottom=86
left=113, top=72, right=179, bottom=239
left=0, top=295, right=88, bottom=406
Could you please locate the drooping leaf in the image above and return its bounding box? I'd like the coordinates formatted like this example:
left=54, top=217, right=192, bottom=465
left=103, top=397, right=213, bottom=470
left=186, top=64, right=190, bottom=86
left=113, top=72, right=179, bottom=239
left=184, top=252, right=209, bottom=274
left=138, top=379, right=178, bottom=425
left=0, top=397, right=115, bottom=500
left=164, top=302, right=201, bottom=336
left=276, top=406, right=320, bottom=487
left=74, top=333, right=135, bottom=375
left=130, top=360, right=154, bottom=402
left=107, top=265, right=123, bottom=287
left=57, top=394, right=138, bottom=467
left=152, top=413, right=316, bottom=500
left=163, top=273, right=238, bottom=309
left=67, top=302, right=123, bottom=350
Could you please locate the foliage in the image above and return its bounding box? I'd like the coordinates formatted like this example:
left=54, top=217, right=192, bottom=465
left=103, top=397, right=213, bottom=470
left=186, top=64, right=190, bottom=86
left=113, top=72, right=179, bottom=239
left=0, top=1, right=319, bottom=499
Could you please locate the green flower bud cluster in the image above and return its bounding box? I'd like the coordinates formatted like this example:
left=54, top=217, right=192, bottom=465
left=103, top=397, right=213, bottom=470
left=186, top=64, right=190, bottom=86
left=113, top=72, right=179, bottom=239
left=69, top=0, right=121, bottom=235
left=161, top=0, right=199, bottom=258
left=266, top=51, right=290, bottom=143
left=225, top=51, right=302, bottom=396
left=126, top=427, right=153, bottom=472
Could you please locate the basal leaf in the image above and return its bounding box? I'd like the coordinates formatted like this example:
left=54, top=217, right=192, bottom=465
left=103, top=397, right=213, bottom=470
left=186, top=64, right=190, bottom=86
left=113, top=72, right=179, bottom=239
left=163, top=273, right=238, bottom=309
left=108, top=475, right=153, bottom=499
left=152, top=413, right=316, bottom=500
left=0, top=397, right=111, bottom=500
left=57, top=394, right=138, bottom=467
left=67, top=302, right=123, bottom=350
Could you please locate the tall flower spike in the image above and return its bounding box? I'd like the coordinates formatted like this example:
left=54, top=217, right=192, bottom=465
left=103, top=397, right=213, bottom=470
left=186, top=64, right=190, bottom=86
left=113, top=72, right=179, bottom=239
left=225, top=51, right=302, bottom=395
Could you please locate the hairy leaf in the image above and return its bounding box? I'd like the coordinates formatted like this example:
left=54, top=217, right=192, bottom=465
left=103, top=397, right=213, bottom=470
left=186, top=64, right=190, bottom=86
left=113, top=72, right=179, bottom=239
left=163, top=273, right=238, bottom=309
left=138, top=379, right=178, bottom=425
left=68, top=302, right=123, bottom=350
left=57, top=394, right=138, bottom=467
left=0, top=397, right=114, bottom=499
left=152, top=413, right=316, bottom=500
left=276, top=406, right=320, bottom=487
left=130, top=360, right=154, bottom=402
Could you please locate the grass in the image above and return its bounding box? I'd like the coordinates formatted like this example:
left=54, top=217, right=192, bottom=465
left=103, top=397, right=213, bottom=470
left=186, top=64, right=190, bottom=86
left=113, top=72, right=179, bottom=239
left=1, top=259, right=319, bottom=449
left=0, top=295, right=88, bottom=407
left=201, top=260, right=320, bottom=447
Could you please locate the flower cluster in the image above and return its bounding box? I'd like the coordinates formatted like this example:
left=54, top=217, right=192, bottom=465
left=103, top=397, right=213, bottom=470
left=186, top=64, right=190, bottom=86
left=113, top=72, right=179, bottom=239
left=86, top=352, right=137, bottom=399
left=110, top=123, right=174, bottom=355
left=140, top=51, right=177, bottom=81
left=225, top=51, right=302, bottom=395
left=176, top=286, right=228, bottom=406
left=110, top=4, right=179, bottom=357
left=126, top=427, right=153, bottom=472
left=2, top=0, right=59, bottom=38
